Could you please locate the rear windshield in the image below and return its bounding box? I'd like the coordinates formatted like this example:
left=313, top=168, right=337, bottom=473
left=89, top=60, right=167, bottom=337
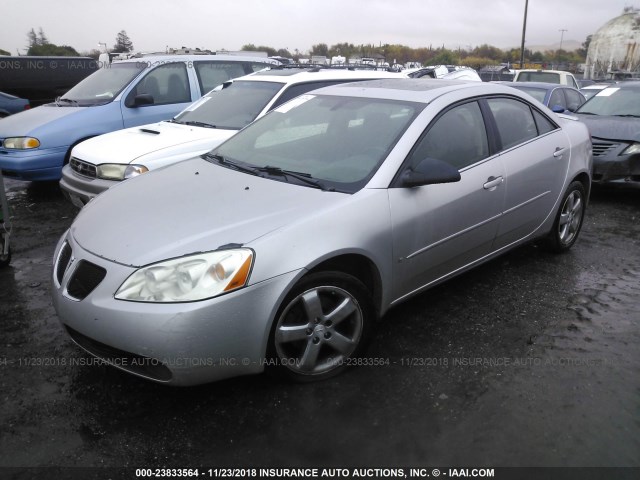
left=174, top=80, right=282, bottom=130
left=61, top=63, right=145, bottom=106
left=517, top=72, right=560, bottom=84
left=512, top=86, right=547, bottom=103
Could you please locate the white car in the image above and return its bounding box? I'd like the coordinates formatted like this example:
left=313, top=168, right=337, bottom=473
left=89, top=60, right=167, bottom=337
left=59, top=68, right=403, bottom=207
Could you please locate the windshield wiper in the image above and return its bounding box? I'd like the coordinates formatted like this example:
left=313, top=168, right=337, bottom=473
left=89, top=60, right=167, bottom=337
left=255, top=165, right=333, bottom=191
left=616, top=114, right=640, bottom=118
left=55, top=97, right=79, bottom=107
left=202, top=153, right=260, bottom=176
left=182, top=120, right=217, bottom=129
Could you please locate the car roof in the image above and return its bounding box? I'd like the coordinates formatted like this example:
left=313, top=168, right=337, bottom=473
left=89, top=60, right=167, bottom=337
left=237, top=67, right=404, bottom=85
left=605, top=81, right=640, bottom=89
left=308, top=78, right=521, bottom=103
left=503, top=81, right=574, bottom=90
left=516, top=69, right=570, bottom=74
left=115, top=54, right=280, bottom=65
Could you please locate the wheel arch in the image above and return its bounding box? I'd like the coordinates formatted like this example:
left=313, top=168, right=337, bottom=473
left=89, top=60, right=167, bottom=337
left=64, top=135, right=98, bottom=164
left=305, top=253, right=383, bottom=317
left=572, top=171, right=591, bottom=203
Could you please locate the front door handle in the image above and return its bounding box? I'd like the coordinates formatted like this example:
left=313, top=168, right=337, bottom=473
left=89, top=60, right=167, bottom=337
left=553, top=147, right=567, bottom=158
left=483, top=176, right=504, bottom=190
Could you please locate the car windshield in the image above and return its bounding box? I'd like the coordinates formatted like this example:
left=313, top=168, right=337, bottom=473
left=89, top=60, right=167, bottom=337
left=577, top=86, right=640, bottom=116
left=512, top=86, right=547, bottom=103
left=60, top=63, right=146, bottom=106
left=208, top=94, right=423, bottom=193
left=174, top=80, right=282, bottom=130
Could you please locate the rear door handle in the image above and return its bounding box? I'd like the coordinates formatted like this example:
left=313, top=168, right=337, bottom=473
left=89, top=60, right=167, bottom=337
left=483, top=176, right=504, bottom=190
left=553, top=147, right=567, bottom=158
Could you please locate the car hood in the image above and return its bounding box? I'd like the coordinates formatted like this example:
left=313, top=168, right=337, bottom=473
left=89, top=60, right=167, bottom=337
left=71, top=157, right=347, bottom=266
left=72, top=121, right=237, bottom=165
left=573, top=114, right=640, bottom=142
left=0, top=104, right=86, bottom=137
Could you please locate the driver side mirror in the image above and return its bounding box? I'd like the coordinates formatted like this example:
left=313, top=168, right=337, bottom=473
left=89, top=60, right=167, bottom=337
left=131, top=94, right=155, bottom=107
left=401, top=157, right=461, bottom=187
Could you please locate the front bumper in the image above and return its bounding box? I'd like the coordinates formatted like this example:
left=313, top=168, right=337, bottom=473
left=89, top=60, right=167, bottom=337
left=59, top=164, right=116, bottom=206
left=51, top=232, right=301, bottom=386
left=592, top=140, right=640, bottom=185
left=0, top=146, right=68, bottom=181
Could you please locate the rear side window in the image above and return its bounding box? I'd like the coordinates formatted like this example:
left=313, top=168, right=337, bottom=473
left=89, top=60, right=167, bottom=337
left=271, top=80, right=360, bottom=110
left=194, top=61, right=272, bottom=93
left=487, top=98, right=537, bottom=150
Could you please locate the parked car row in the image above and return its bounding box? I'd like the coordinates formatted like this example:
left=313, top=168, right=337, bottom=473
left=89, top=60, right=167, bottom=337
left=59, top=68, right=403, bottom=206
left=0, top=53, right=281, bottom=181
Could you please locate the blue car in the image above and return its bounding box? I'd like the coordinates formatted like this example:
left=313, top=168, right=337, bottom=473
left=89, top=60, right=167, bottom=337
left=0, top=91, right=30, bottom=118
left=0, top=54, right=279, bottom=181
left=502, top=81, right=586, bottom=113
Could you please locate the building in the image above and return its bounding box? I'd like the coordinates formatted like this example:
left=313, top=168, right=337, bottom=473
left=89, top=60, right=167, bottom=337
left=585, top=7, right=640, bottom=79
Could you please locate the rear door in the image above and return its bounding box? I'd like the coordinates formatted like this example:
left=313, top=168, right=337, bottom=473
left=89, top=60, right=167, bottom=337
left=486, top=97, right=569, bottom=249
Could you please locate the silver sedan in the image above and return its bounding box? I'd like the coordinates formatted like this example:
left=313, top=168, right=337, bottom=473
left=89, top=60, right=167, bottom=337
left=52, top=79, right=592, bottom=385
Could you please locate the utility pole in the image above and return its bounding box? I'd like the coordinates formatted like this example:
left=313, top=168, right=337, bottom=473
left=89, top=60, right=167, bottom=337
left=559, top=29, right=567, bottom=51
left=519, top=0, right=529, bottom=69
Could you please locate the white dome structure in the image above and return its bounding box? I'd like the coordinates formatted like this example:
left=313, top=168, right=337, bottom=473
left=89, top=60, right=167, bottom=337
left=585, top=7, right=640, bottom=79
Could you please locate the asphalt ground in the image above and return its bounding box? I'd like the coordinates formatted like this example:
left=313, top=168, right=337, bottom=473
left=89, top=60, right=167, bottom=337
left=0, top=179, right=638, bottom=480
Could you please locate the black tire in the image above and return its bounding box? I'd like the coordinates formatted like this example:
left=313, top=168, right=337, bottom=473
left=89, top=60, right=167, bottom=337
left=545, top=180, right=586, bottom=253
left=267, top=271, right=375, bottom=382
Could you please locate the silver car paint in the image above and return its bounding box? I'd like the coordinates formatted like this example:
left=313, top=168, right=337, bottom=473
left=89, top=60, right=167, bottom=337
left=52, top=80, right=592, bottom=385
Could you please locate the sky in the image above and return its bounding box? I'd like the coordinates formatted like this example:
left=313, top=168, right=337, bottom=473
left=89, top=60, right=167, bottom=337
left=0, top=0, right=637, bottom=56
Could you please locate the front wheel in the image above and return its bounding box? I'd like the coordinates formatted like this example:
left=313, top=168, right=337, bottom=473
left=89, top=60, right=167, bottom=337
left=546, top=180, right=586, bottom=253
left=268, top=272, right=374, bottom=382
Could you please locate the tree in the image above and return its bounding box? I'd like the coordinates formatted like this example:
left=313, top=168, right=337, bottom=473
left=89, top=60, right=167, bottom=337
left=112, top=30, right=134, bottom=53
left=37, top=27, right=49, bottom=46
left=310, top=43, right=329, bottom=57
left=27, top=28, right=38, bottom=49
left=0, top=48, right=10, bottom=55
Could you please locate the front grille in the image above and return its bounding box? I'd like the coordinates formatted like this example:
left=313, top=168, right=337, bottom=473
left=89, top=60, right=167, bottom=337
left=66, top=260, right=106, bottom=300
left=65, top=326, right=173, bottom=382
left=591, top=141, right=620, bottom=158
left=70, top=157, right=97, bottom=178
left=55, top=242, right=73, bottom=284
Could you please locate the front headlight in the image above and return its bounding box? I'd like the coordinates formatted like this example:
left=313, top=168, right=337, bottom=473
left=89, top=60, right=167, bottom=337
left=621, top=143, right=640, bottom=156
left=115, top=249, right=254, bottom=302
left=3, top=137, right=40, bottom=149
left=96, top=163, right=149, bottom=180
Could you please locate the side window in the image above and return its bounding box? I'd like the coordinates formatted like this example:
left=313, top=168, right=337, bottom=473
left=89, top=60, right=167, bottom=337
left=548, top=89, right=565, bottom=110
left=194, top=62, right=249, bottom=93
left=565, top=89, right=584, bottom=112
left=271, top=81, right=349, bottom=110
left=532, top=109, right=558, bottom=135
left=487, top=98, right=537, bottom=150
left=129, top=63, right=191, bottom=106
left=569, top=76, right=579, bottom=89
left=408, top=101, right=489, bottom=171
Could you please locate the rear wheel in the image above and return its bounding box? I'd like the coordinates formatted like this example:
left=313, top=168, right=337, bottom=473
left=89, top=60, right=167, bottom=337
left=268, top=272, right=374, bottom=382
left=546, top=181, right=586, bottom=253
